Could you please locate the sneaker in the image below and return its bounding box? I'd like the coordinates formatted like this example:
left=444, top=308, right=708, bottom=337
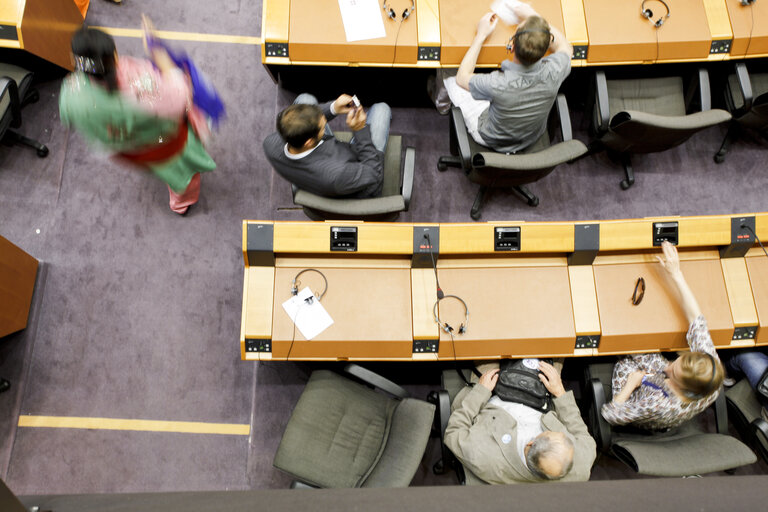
left=723, top=376, right=736, bottom=387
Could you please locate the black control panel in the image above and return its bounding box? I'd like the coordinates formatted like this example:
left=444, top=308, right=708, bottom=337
left=245, top=339, right=272, bottom=353
left=331, top=226, right=358, bottom=251
left=732, top=327, right=757, bottom=341
left=413, top=339, right=439, bottom=353
left=418, top=46, right=441, bottom=61
left=572, top=45, right=588, bottom=60
left=265, top=42, right=289, bottom=58
left=710, top=39, right=732, bottom=54
left=653, top=222, right=678, bottom=246
left=0, top=25, right=18, bottom=41
left=575, top=335, right=600, bottom=349
left=494, top=227, right=521, bottom=251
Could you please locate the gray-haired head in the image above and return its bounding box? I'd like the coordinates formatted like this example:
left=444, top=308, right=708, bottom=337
left=526, top=431, right=574, bottom=480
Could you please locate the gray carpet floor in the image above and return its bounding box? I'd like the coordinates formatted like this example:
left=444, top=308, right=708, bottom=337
left=1, top=0, right=767, bottom=495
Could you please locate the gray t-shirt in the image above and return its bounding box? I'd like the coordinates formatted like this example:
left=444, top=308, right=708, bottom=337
left=469, top=52, right=571, bottom=153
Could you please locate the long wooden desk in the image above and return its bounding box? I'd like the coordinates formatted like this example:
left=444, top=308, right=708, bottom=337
left=240, top=213, right=768, bottom=361
left=0, top=235, right=38, bottom=338
left=0, top=0, right=85, bottom=71
left=262, top=0, right=768, bottom=73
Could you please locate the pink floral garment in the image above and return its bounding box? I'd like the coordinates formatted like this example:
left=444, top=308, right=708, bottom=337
left=601, top=315, right=719, bottom=430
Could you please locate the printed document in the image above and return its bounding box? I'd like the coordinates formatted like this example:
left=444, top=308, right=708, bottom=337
left=491, top=0, right=524, bottom=25
left=338, top=0, right=386, bottom=42
left=282, top=287, right=334, bottom=340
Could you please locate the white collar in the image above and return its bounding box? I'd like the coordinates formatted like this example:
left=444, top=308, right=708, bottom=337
left=284, top=139, right=324, bottom=160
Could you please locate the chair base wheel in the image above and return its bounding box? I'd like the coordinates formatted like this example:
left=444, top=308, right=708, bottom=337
left=620, top=179, right=632, bottom=190
left=433, top=459, right=446, bottom=475
left=528, top=197, right=539, bottom=207
left=470, top=210, right=481, bottom=221
left=37, top=146, right=49, bottom=158
left=713, top=153, right=725, bottom=164
left=437, top=161, right=448, bottom=172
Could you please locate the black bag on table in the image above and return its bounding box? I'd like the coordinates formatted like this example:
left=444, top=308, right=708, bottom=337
left=493, top=359, right=553, bottom=413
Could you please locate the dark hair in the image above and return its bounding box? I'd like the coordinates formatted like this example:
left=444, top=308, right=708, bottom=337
left=277, top=104, right=324, bottom=148
left=513, top=16, right=551, bottom=66
left=71, top=27, right=118, bottom=92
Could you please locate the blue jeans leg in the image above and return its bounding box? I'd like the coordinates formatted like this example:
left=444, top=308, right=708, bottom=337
left=726, top=350, right=768, bottom=406
left=292, top=93, right=333, bottom=137
left=365, top=102, right=391, bottom=153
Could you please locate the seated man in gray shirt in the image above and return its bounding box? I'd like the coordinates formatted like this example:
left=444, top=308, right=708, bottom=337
left=443, top=4, right=572, bottom=153
left=263, top=93, right=391, bottom=198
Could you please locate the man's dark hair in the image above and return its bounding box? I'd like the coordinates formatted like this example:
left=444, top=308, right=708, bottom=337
left=513, top=16, right=552, bottom=66
left=71, top=27, right=118, bottom=92
left=277, top=104, right=324, bottom=149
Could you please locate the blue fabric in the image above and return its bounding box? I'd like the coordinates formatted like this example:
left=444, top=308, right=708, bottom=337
left=147, top=36, right=225, bottom=126
left=725, top=350, right=768, bottom=407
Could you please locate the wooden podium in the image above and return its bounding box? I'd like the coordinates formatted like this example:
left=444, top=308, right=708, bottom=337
left=0, top=236, right=38, bottom=338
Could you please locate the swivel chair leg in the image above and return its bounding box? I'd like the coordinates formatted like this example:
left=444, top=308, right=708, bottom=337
left=470, top=186, right=488, bottom=221
left=619, top=153, right=634, bottom=190
left=4, top=130, right=49, bottom=157
left=437, top=155, right=462, bottom=172
left=714, top=123, right=738, bottom=164
left=513, top=185, right=539, bottom=207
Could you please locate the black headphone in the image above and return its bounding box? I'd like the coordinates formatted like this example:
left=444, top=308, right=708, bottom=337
left=382, top=0, right=415, bottom=20
left=291, top=269, right=328, bottom=305
left=681, top=352, right=718, bottom=400
left=740, top=0, right=756, bottom=5
left=641, top=0, right=670, bottom=27
left=433, top=295, right=469, bottom=336
left=506, top=29, right=554, bottom=53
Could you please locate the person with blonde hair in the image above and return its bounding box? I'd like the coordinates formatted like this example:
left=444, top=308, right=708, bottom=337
left=601, top=241, right=725, bottom=430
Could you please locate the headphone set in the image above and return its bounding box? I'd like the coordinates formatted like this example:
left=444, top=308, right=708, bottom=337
left=506, top=28, right=554, bottom=53
left=641, top=0, right=670, bottom=27
left=290, top=268, right=328, bottom=305
left=680, top=352, right=718, bottom=400
left=382, top=0, right=415, bottom=21
left=433, top=295, right=469, bottom=336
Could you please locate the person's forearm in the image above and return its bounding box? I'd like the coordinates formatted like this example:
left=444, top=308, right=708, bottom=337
left=670, top=271, right=702, bottom=323
left=612, top=385, right=635, bottom=404
left=550, top=26, right=572, bottom=57
left=456, top=35, right=485, bottom=90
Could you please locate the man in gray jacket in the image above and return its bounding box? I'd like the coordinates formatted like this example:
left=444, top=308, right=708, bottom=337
left=263, top=93, right=391, bottom=198
left=445, top=361, right=596, bottom=484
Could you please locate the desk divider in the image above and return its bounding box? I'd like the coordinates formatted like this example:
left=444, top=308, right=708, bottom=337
left=720, top=257, right=758, bottom=346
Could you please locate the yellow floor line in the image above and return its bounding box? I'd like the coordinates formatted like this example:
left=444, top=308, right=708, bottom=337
left=18, top=415, right=250, bottom=436
left=92, top=26, right=261, bottom=45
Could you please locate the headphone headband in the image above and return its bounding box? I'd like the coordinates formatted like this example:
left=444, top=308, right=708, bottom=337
left=641, top=0, right=670, bottom=27
left=433, top=295, right=469, bottom=335
left=382, top=0, right=416, bottom=20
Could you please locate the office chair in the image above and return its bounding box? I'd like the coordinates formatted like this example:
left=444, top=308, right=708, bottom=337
left=725, top=378, right=768, bottom=463
left=290, top=133, right=415, bottom=221
left=714, top=63, right=768, bottom=163
left=436, top=94, right=587, bottom=221
left=584, top=362, right=756, bottom=476
left=0, top=62, right=49, bottom=158
left=273, top=364, right=435, bottom=488
left=588, top=68, right=730, bottom=189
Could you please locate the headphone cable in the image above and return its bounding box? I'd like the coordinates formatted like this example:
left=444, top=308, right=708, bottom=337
left=742, top=224, right=768, bottom=258
left=424, top=233, right=444, bottom=299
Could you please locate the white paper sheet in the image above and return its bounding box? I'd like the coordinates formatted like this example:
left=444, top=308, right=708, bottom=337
left=282, top=287, right=334, bottom=340
left=490, top=0, right=524, bottom=26
left=337, top=0, right=386, bottom=42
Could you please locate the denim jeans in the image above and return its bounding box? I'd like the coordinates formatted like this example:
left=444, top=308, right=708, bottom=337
left=725, top=350, right=768, bottom=407
left=293, top=93, right=391, bottom=153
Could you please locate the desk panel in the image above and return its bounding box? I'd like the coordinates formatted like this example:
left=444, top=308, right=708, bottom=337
left=595, top=257, right=734, bottom=354
left=726, top=0, right=768, bottom=58
left=746, top=249, right=768, bottom=345
left=271, top=266, right=413, bottom=359
left=584, top=0, right=711, bottom=64
left=435, top=263, right=576, bottom=359
left=288, top=0, right=418, bottom=65
left=438, top=0, right=566, bottom=66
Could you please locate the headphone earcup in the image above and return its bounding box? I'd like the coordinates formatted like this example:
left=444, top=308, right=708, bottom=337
left=388, top=8, right=396, bottom=19
left=655, top=18, right=664, bottom=27
left=642, top=8, right=653, bottom=19
left=402, top=8, right=410, bottom=20
left=291, top=285, right=298, bottom=296
left=458, top=324, right=466, bottom=334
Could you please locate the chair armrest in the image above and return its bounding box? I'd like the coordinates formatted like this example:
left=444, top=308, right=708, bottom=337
left=735, top=62, right=754, bottom=113
left=290, top=480, right=319, bottom=489
left=0, top=75, right=21, bottom=128
left=714, top=391, right=729, bottom=435
left=686, top=68, right=712, bottom=113
left=293, top=190, right=405, bottom=216
left=593, top=70, right=610, bottom=136
left=449, top=106, right=473, bottom=169
left=474, top=139, right=587, bottom=170
left=291, top=183, right=299, bottom=199
left=588, top=377, right=612, bottom=454
left=553, top=93, right=573, bottom=142
left=344, top=363, right=409, bottom=399
left=401, top=146, right=415, bottom=210
left=750, top=417, right=768, bottom=445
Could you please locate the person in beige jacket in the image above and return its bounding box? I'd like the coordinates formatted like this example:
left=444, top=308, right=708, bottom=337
left=445, top=362, right=596, bottom=484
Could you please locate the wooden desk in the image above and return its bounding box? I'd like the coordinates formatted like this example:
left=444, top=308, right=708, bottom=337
left=746, top=248, right=768, bottom=345
left=0, top=0, right=84, bottom=71
left=593, top=251, right=735, bottom=355
left=0, top=235, right=38, bottom=338
left=726, top=0, right=768, bottom=58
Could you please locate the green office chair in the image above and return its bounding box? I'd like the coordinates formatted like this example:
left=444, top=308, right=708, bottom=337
left=273, top=364, right=435, bottom=488
left=291, top=132, right=415, bottom=221
left=0, top=62, right=49, bottom=157
left=584, top=362, right=756, bottom=476
left=588, top=68, right=730, bottom=189
left=714, top=63, right=768, bottom=163
left=725, top=378, right=768, bottom=463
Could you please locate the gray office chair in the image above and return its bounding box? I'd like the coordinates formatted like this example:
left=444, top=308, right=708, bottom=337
left=584, top=362, right=756, bottom=476
left=588, top=68, right=730, bottom=189
left=291, top=132, right=414, bottom=221
left=0, top=62, right=48, bottom=157
left=429, top=368, right=488, bottom=486
left=714, top=63, right=768, bottom=163
left=437, top=94, right=587, bottom=220
left=273, top=364, right=435, bottom=488
left=725, top=378, right=768, bottom=463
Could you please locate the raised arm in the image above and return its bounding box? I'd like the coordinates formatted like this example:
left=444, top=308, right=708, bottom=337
left=657, top=241, right=702, bottom=324
left=456, top=13, right=498, bottom=90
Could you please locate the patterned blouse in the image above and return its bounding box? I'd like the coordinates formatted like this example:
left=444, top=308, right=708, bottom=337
left=601, top=315, right=719, bottom=431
